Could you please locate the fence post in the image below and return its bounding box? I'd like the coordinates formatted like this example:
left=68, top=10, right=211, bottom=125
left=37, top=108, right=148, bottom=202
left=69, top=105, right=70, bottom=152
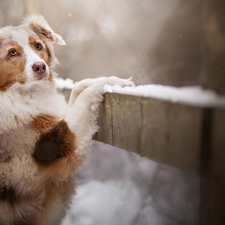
left=200, top=109, right=225, bottom=225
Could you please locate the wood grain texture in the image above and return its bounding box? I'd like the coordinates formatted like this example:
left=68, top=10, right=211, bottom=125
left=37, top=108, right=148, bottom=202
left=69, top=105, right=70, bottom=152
left=94, top=92, right=203, bottom=172
left=63, top=88, right=225, bottom=224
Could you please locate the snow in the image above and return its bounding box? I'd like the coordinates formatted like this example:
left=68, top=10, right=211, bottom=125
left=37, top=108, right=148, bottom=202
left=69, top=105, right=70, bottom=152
left=104, top=84, right=225, bottom=108
left=54, top=77, right=75, bottom=89
left=54, top=77, right=225, bottom=108
left=63, top=180, right=142, bottom=225
left=63, top=142, right=200, bottom=225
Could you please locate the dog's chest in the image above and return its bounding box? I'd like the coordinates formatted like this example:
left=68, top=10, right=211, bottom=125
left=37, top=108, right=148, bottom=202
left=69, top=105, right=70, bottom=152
left=0, top=126, right=38, bottom=156
left=0, top=136, right=12, bottom=162
left=0, top=126, right=40, bottom=182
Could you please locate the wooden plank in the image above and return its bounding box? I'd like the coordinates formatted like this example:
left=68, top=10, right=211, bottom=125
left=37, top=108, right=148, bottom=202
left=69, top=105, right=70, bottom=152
left=63, top=88, right=225, bottom=223
left=201, top=109, right=225, bottom=225
left=94, top=92, right=203, bottom=172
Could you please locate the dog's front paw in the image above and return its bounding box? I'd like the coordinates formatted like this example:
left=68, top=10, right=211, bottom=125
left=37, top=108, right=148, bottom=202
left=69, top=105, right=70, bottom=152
left=107, top=76, right=135, bottom=88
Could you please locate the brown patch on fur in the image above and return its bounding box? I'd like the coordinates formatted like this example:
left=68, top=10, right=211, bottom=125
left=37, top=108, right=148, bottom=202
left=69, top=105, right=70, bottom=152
left=32, top=115, right=60, bottom=132
left=43, top=177, right=75, bottom=218
left=45, top=151, right=83, bottom=179
left=48, top=73, right=54, bottom=83
left=0, top=150, right=12, bottom=162
left=0, top=185, right=42, bottom=224
left=0, top=187, right=17, bottom=205
left=29, top=23, right=55, bottom=42
left=0, top=43, right=27, bottom=92
left=45, top=45, right=52, bottom=59
left=13, top=219, right=35, bottom=225
left=33, top=120, right=76, bottom=166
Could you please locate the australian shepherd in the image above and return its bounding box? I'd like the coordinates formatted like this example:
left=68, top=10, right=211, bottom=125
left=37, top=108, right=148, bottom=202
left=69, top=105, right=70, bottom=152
left=0, top=15, right=133, bottom=225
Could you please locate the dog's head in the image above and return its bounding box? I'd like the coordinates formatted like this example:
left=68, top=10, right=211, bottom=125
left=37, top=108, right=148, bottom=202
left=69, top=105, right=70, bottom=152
left=0, top=14, right=65, bottom=92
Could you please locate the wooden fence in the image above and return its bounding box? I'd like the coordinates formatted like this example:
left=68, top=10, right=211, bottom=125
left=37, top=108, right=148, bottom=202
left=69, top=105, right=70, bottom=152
left=63, top=89, right=225, bottom=225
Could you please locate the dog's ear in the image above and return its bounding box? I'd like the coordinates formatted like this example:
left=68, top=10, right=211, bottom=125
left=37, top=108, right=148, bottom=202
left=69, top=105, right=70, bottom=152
left=23, top=14, right=66, bottom=45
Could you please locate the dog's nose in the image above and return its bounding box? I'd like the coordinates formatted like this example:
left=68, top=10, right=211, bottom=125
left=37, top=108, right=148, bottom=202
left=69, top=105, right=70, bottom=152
left=32, top=62, right=46, bottom=74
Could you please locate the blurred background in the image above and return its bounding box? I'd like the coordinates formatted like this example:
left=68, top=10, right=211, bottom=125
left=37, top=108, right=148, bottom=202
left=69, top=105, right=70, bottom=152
left=1, top=0, right=224, bottom=94
left=1, top=0, right=224, bottom=224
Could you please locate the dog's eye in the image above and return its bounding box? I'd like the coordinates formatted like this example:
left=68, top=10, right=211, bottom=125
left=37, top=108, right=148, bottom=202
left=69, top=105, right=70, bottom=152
left=35, top=43, right=42, bottom=50
left=9, top=49, right=18, bottom=56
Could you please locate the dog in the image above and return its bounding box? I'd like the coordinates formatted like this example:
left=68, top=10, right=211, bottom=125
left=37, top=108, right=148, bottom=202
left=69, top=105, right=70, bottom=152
left=0, top=14, right=134, bottom=225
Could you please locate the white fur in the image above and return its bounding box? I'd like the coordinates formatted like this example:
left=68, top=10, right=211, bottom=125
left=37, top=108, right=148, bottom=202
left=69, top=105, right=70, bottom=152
left=65, top=76, right=134, bottom=161
left=0, top=82, right=68, bottom=133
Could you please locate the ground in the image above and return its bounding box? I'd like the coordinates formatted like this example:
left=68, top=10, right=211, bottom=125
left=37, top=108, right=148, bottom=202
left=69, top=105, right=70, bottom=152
left=63, top=141, right=200, bottom=225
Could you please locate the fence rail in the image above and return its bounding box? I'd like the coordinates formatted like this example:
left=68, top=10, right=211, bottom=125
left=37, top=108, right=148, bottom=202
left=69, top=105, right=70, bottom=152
left=63, top=89, right=225, bottom=225
left=94, top=92, right=203, bottom=172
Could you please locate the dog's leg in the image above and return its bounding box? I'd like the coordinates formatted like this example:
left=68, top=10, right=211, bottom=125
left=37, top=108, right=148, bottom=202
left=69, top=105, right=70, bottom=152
left=68, top=77, right=109, bottom=107
left=65, top=76, right=134, bottom=165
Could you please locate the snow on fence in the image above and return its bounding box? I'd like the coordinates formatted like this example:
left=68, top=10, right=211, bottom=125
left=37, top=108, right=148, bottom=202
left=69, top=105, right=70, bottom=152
left=57, top=78, right=225, bottom=225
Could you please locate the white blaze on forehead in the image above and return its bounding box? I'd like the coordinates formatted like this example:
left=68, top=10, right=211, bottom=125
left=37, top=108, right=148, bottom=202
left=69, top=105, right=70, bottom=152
left=11, top=28, right=48, bottom=81
left=11, top=28, right=29, bottom=47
